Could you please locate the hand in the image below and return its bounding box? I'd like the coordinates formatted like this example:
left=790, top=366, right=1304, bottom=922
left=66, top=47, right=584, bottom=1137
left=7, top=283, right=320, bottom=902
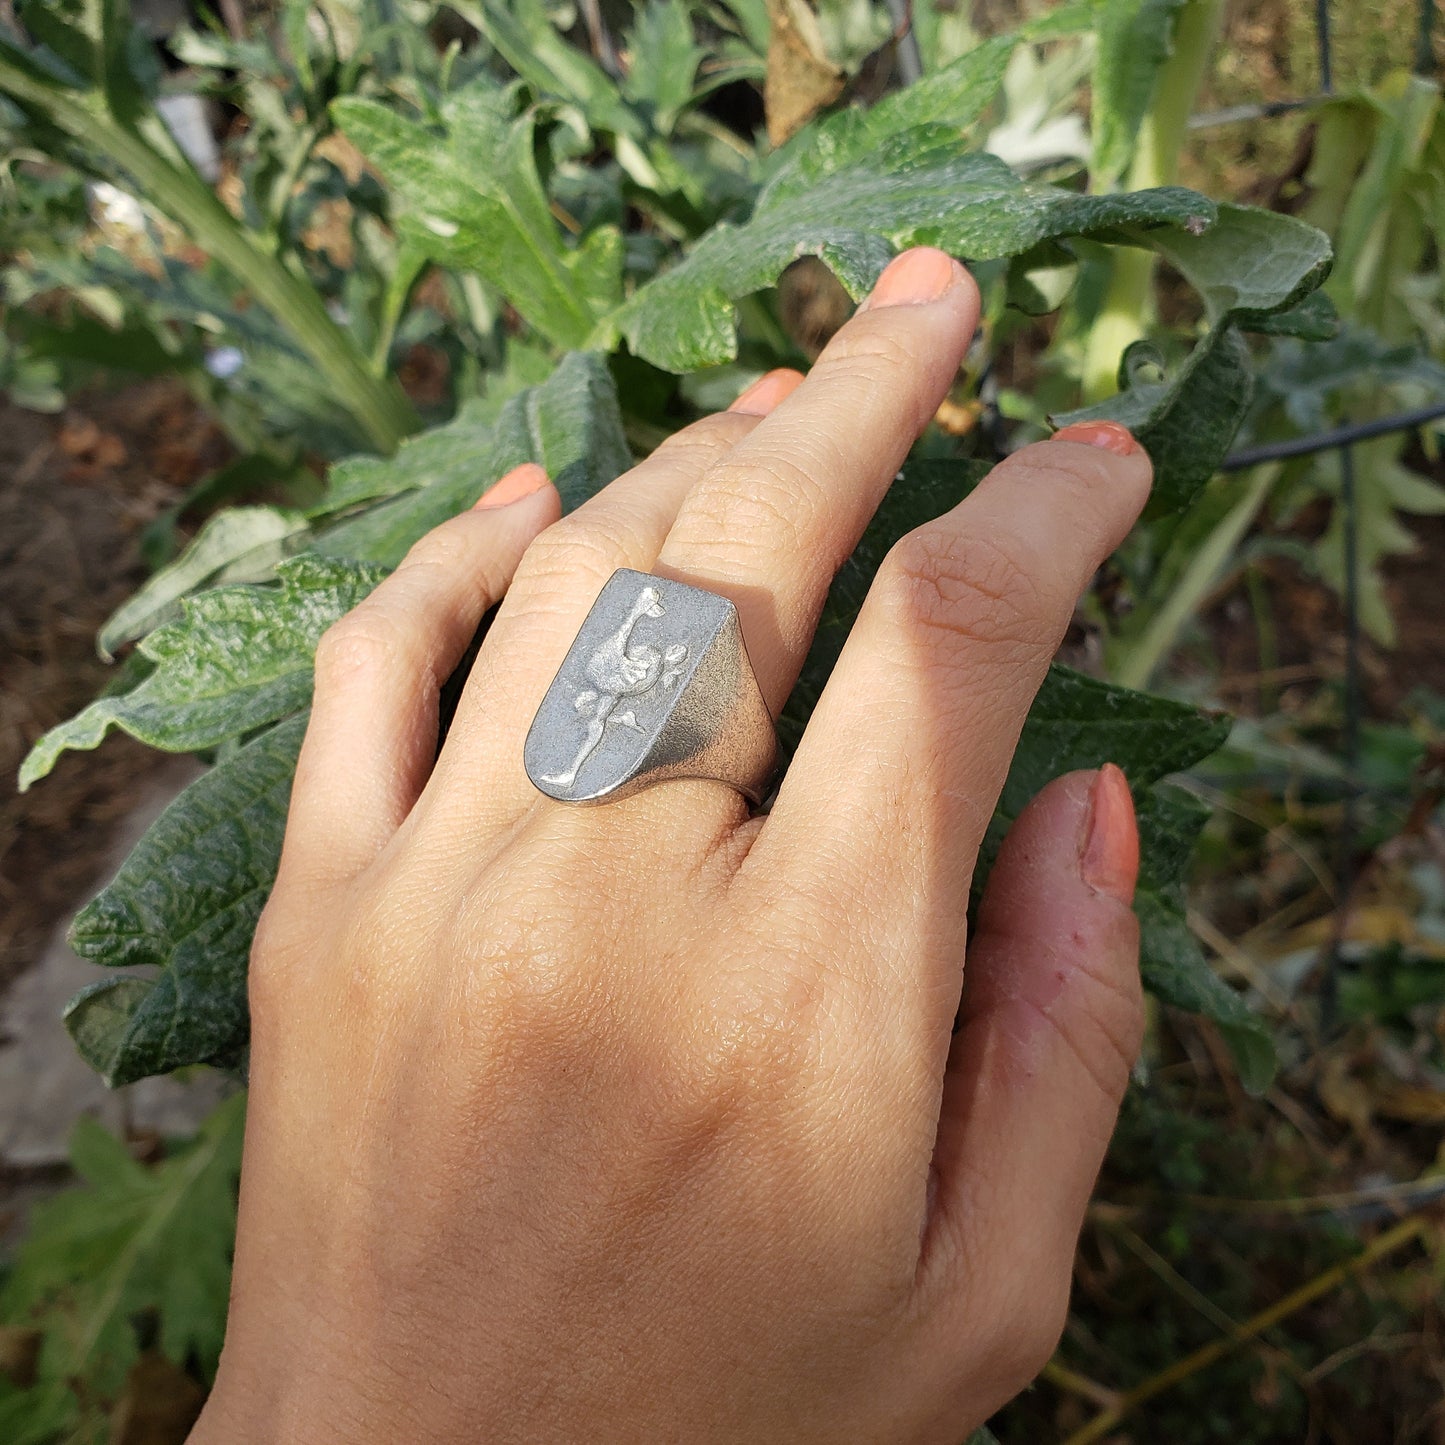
left=193, top=247, right=1152, bottom=1445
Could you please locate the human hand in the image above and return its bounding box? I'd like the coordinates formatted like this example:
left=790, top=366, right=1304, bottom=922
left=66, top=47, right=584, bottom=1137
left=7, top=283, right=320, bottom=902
left=193, top=247, right=1152, bottom=1444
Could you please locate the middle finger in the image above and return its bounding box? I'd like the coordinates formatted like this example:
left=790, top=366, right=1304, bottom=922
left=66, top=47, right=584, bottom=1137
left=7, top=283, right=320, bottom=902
left=653, top=247, right=980, bottom=717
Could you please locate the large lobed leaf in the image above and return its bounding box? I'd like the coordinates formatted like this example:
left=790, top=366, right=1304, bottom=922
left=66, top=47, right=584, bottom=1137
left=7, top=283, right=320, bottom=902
left=19, top=555, right=383, bottom=790
left=1, top=1094, right=244, bottom=1401
left=64, top=716, right=306, bottom=1085
left=334, top=83, right=622, bottom=351
left=1055, top=204, right=1334, bottom=521
left=618, top=129, right=1216, bottom=371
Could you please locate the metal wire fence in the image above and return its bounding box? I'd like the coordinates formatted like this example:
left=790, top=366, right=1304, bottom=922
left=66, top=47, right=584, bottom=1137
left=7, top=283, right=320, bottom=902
left=1201, top=0, right=1442, bottom=1028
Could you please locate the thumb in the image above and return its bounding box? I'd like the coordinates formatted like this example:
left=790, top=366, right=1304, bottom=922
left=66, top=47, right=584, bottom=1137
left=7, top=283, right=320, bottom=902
left=923, top=767, right=1143, bottom=1403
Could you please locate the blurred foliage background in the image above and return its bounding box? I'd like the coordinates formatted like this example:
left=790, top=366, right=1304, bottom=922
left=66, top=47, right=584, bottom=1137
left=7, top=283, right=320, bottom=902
left=1, top=0, right=1444, bottom=1442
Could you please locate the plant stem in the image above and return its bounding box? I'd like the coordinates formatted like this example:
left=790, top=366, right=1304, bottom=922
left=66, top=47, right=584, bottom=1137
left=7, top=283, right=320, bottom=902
left=1111, top=463, right=1279, bottom=690
left=1061, top=1216, right=1428, bottom=1445
left=0, top=58, right=417, bottom=453
left=1081, top=0, right=1227, bottom=401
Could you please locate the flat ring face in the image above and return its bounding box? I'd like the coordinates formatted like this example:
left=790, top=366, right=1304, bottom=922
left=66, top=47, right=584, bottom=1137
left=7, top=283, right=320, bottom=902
left=524, top=569, right=776, bottom=805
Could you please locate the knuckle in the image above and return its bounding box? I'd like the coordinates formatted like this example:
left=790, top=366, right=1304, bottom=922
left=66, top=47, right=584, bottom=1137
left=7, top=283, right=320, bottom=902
left=650, top=410, right=754, bottom=464
left=986, top=1283, right=1071, bottom=1395
left=399, top=517, right=481, bottom=575
left=513, top=511, right=630, bottom=592
left=689, top=449, right=831, bottom=554
left=247, top=896, right=297, bottom=1019
left=877, top=525, right=1051, bottom=655
left=996, top=437, right=1128, bottom=504
left=313, top=608, right=405, bottom=684
left=818, top=323, right=922, bottom=389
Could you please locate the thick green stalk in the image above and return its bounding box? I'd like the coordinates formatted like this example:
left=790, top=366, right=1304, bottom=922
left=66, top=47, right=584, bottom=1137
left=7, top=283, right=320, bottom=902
left=0, top=58, right=417, bottom=453
left=1082, top=0, right=1227, bottom=400
left=1110, top=463, right=1279, bottom=691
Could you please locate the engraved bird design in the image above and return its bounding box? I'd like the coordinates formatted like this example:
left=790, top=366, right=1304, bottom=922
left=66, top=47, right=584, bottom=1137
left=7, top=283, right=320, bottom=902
left=540, top=585, right=688, bottom=790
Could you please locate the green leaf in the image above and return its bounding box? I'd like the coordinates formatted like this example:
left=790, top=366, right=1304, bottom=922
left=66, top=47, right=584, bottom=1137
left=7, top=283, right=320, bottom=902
left=98, top=505, right=311, bottom=660
left=1, top=1095, right=244, bottom=1396
left=811, top=34, right=1017, bottom=163
left=334, top=84, right=621, bottom=348
left=622, top=0, right=705, bottom=133
left=1135, top=883, right=1276, bottom=1092
left=19, top=556, right=381, bottom=788
left=64, top=717, right=305, bottom=1083
left=617, top=130, right=1215, bottom=370
left=0, top=1378, right=76, bottom=1445
left=1057, top=206, right=1330, bottom=518
left=994, top=666, right=1231, bottom=819
left=318, top=351, right=631, bottom=565
left=1091, top=0, right=1188, bottom=188
left=453, top=0, right=634, bottom=136
left=1058, top=325, right=1256, bottom=519
left=1149, top=203, right=1334, bottom=325
left=1237, top=288, right=1339, bottom=342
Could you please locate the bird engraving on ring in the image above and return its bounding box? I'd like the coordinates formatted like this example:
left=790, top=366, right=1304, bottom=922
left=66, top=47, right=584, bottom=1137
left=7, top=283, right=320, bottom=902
left=538, top=584, right=688, bottom=790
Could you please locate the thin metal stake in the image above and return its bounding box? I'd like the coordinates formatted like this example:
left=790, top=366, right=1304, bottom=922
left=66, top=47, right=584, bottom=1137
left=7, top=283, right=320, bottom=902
left=886, top=0, right=924, bottom=87
left=1315, top=0, right=1334, bottom=93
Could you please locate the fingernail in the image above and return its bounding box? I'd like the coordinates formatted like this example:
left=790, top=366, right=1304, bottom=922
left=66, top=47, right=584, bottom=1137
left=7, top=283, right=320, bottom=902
left=1052, top=421, right=1140, bottom=457
left=866, top=247, right=965, bottom=309
left=475, top=462, right=549, bottom=509
left=1081, top=764, right=1139, bottom=904
left=729, top=368, right=804, bottom=416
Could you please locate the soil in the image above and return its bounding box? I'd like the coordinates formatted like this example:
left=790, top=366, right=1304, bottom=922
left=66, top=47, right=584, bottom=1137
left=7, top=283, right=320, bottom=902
left=0, top=380, right=229, bottom=1000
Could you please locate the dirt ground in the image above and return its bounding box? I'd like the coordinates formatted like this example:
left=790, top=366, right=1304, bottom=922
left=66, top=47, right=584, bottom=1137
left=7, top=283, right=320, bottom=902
left=0, top=381, right=230, bottom=1000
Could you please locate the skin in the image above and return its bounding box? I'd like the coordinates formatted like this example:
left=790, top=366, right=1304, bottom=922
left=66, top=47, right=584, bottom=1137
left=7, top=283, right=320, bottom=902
left=192, top=248, right=1153, bottom=1444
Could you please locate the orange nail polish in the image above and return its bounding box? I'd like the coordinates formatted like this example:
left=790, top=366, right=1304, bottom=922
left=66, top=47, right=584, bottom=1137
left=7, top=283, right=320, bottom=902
left=866, top=247, right=965, bottom=308
left=729, top=368, right=805, bottom=416
left=1052, top=421, right=1140, bottom=457
left=475, top=462, right=549, bottom=509
left=1082, top=764, right=1139, bottom=904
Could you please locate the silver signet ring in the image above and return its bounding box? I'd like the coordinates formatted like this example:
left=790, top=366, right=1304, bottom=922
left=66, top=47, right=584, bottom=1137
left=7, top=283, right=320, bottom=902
left=524, top=569, right=778, bottom=805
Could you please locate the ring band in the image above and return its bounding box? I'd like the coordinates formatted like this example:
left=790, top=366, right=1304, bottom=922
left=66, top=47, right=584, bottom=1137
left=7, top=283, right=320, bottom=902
left=524, top=569, right=778, bottom=805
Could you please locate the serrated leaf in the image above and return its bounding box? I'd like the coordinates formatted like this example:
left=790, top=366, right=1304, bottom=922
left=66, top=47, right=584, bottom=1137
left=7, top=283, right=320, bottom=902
left=64, top=717, right=305, bottom=1082
left=334, top=84, right=620, bottom=348
left=1, top=1095, right=244, bottom=1397
left=1091, top=0, right=1188, bottom=188
left=618, top=130, right=1215, bottom=370
left=20, top=556, right=381, bottom=788
left=318, top=350, right=631, bottom=565
left=97, top=505, right=310, bottom=660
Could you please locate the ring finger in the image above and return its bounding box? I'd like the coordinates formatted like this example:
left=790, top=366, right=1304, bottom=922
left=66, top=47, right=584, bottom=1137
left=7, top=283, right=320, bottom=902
left=416, top=369, right=804, bottom=836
